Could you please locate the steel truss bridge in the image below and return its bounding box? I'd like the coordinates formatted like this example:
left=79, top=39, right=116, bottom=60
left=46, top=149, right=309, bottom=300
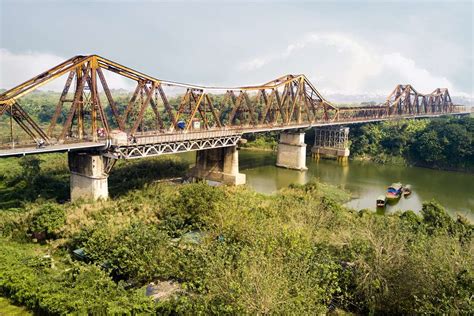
left=0, top=54, right=469, bottom=159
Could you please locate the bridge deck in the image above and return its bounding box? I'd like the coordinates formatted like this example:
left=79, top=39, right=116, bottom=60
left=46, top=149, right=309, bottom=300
left=1, top=54, right=470, bottom=160
left=0, top=142, right=107, bottom=157
left=0, top=111, right=470, bottom=158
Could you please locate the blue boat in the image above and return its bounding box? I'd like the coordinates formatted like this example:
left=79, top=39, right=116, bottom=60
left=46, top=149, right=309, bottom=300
left=386, top=182, right=403, bottom=201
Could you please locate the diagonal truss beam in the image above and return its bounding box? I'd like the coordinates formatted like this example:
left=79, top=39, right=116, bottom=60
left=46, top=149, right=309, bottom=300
left=0, top=54, right=460, bottom=149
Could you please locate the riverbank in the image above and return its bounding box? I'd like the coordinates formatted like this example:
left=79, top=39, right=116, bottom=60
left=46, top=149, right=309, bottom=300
left=238, top=150, right=474, bottom=220
left=351, top=153, right=474, bottom=173
left=241, top=117, right=474, bottom=173
left=349, top=116, right=474, bottom=173
left=0, top=145, right=473, bottom=314
left=0, top=166, right=472, bottom=314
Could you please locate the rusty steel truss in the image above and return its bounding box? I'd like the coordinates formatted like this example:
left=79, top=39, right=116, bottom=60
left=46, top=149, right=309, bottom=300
left=0, top=54, right=465, bottom=153
left=111, top=131, right=242, bottom=159
left=314, top=126, right=350, bottom=150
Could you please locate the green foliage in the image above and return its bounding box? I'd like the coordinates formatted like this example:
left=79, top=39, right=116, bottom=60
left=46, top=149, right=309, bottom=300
left=411, top=129, right=445, bottom=163
left=108, top=156, right=189, bottom=197
left=79, top=221, right=174, bottom=283
left=0, top=169, right=472, bottom=314
left=339, top=212, right=473, bottom=314
left=0, top=154, right=69, bottom=209
left=350, top=117, right=474, bottom=171
left=421, top=200, right=455, bottom=234
left=29, top=203, right=66, bottom=238
left=18, top=156, right=41, bottom=179
left=0, top=240, right=155, bottom=314
left=158, top=183, right=226, bottom=236
left=241, top=132, right=278, bottom=151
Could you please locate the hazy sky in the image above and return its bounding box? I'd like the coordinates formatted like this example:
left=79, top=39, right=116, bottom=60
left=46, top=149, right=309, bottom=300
left=0, top=0, right=473, bottom=96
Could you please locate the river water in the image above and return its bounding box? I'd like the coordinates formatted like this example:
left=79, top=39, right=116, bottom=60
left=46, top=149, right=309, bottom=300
left=179, top=150, right=474, bottom=220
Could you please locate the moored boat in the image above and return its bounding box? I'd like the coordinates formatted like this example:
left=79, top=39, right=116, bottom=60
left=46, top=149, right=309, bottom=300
left=376, top=195, right=387, bottom=207
left=386, top=182, right=403, bottom=200
left=403, top=184, right=412, bottom=197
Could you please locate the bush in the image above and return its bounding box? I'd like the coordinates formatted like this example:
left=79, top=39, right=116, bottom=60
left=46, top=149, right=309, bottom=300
left=158, top=183, right=226, bottom=236
left=0, top=240, right=155, bottom=314
left=0, top=180, right=472, bottom=314
left=79, top=221, right=174, bottom=283
left=29, top=203, right=66, bottom=239
left=421, top=200, right=454, bottom=234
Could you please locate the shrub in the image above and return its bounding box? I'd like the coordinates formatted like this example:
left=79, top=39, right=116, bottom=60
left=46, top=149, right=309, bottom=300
left=0, top=240, right=156, bottom=314
left=421, top=200, right=454, bottom=234
left=29, top=203, right=66, bottom=239
left=79, top=221, right=174, bottom=283
left=159, top=183, right=226, bottom=236
left=110, top=222, right=173, bottom=282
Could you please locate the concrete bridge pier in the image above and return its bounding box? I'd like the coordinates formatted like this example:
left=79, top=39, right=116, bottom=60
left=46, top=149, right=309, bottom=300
left=276, top=132, right=308, bottom=171
left=68, top=152, right=110, bottom=201
left=188, top=146, right=246, bottom=185
left=311, top=126, right=350, bottom=162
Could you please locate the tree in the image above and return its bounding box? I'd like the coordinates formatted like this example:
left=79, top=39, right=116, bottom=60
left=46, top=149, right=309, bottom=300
left=19, top=156, right=41, bottom=179
left=411, top=130, right=445, bottom=164
left=30, top=203, right=66, bottom=239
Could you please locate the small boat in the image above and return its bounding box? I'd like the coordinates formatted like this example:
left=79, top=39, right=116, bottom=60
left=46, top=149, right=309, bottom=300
left=376, top=195, right=387, bottom=207
left=386, top=182, right=403, bottom=201
left=403, top=185, right=412, bottom=197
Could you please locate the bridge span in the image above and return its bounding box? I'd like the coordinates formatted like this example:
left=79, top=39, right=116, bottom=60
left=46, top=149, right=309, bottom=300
left=0, top=55, right=469, bottom=200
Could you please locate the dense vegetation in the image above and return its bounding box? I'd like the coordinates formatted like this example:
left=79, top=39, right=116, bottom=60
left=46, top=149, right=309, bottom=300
left=240, top=132, right=278, bottom=151
left=349, top=116, right=474, bottom=171
left=0, top=154, right=188, bottom=210
left=1, top=91, right=473, bottom=313
left=243, top=116, right=474, bottom=172
left=0, top=155, right=472, bottom=314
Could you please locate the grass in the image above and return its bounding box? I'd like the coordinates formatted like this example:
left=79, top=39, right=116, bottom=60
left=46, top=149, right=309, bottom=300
left=0, top=297, right=31, bottom=316
left=0, top=145, right=472, bottom=314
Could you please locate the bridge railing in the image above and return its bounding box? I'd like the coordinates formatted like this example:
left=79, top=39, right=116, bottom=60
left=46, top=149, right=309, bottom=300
left=114, top=129, right=241, bottom=146
left=0, top=54, right=469, bottom=152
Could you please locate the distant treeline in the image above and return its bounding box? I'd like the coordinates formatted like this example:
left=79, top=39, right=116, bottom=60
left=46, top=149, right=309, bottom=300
left=349, top=116, right=474, bottom=172
left=244, top=116, right=474, bottom=172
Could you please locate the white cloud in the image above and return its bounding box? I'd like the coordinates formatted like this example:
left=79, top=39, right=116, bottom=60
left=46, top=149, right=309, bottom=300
left=237, top=32, right=469, bottom=97
left=381, top=53, right=454, bottom=93
left=0, top=49, right=133, bottom=92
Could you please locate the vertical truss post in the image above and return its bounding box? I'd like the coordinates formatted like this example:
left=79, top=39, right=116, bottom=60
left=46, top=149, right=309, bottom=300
left=77, top=66, right=85, bottom=140
left=185, top=92, right=205, bottom=131
left=59, top=63, right=89, bottom=142
left=9, top=106, right=14, bottom=148
left=90, top=60, right=98, bottom=141
left=48, top=71, right=75, bottom=136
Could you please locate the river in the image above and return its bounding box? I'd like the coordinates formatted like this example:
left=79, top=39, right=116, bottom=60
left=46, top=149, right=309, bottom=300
left=179, top=150, right=474, bottom=220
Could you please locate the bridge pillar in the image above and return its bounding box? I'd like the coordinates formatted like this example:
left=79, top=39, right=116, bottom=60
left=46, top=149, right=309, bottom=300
left=188, top=146, right=246, bottom=185
left=68, top=152, right=109, bottom=201
left=311, top=126, right=350, bottom=162
left=276, top=132, right=307, bottom=171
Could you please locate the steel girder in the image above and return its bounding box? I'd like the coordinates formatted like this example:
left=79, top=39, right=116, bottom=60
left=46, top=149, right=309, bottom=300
left=0, top=54, right=461, bottom=150
left=112, top=134, right=242, bottom=159
left=383, top=84, right=453, bottom=115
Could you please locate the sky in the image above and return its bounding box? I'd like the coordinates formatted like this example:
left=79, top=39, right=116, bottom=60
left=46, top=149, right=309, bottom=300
left=0, top=0, right=473, bottom=98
